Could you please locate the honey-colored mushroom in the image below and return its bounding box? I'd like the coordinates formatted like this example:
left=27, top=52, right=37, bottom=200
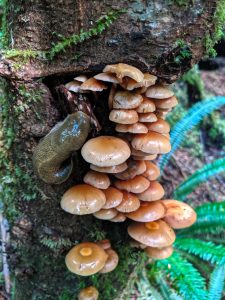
left=146, top=119, right=170, bottom=134
left=113, top=91, right=143, bottom=109
left=127, top=201, right=165, bottom=222
left=110, top=213, right=127, bottom=222
left=136, top=97, right=156, bottom=113
left=137, top=181, right=165, bottom=201
left=94, top=73, right=119, bottom=83
left=84, top=170, right=110, bottom=189
left=90, top=162, right=128, bottom=174
left=131, top=148, right=152, bottom=157
left=153, top=96, right=178, bottom=109
left=138, top=112, right=157, bottom=123
left=96, top=239, right=111, bottom=250
left=102, top=187, right=123, bottom=209
left=80, top=78, right=107, bottom=91
left=109, top=109, right=139, bottom=124
left=78, top=286, right=99, bottom=300
left=65, top=242, right=108, bottom=276
left=142, top=161, right=160, bottom=181
left=145, top=84, right=174, bottom=99
left=128, top=220, right=176, bottom=247
left=114, top=175, right=150, bottom=194
left=133, top=154, right=157, bottom=161
left=145, top=245, right=174, bottom=260
left=81, top=136, right=131, bottom=167
left=61, top=184, right=106, bottom=215
left=99, top=249, right=119, bottom=273
left=114, top=159, right=146, bottom=180
left=115, top=123, right=148, bottom=134
left=116, top=191, right=140, bottom=213
left=103, top=63, right=144, bottom=83
left=162, top=199, right=197, bottom=229
left=93, top=208, right=118, bottom=220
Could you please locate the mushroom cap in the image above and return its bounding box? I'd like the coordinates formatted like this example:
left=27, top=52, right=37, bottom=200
left=138, top=112, right=157, bottom=123
left=143, top=161, right=160, bottom=181
left=145, top=85, right=174, bottom=99
left=102, top=187, right=123, bottom=209
left=78, top=286, right=99, bottom=300
left=114, top=175, right=150, bottom=194
left=74, top=75, right=88, bottom=83
left=99, top=249, right=119, bottom=273
left=65, top=242, right=108, bottom=276
left=96, top=239, right=111, bottom=250
left=83, top=170, right=110, bottom=189
left=137, top=181, right=165, bottom=201
left=110, top=213, right=127, bottom=222
left=115, top=123, right=148, bottom=134
left=114, top=159, right=146, bottom=180
left=155, top=110, right=169, bottom=120
left=136, top=97, right=156, bottom=113
left=128, top=220, right=176, bottom=247
left=81, top=136, right=131, bottom=167
left=127, top=201, right=165, bottom=222
left=131, top=132, right=171, bottom=154
left=153, top=96, right=178, bottom=109
left=109, top=109, right=139, bottom=124
left=113, top=91, right=143, bottom=109
left=65, top=80, right=81, bottom=93
left=142, top=73, right=157, bottom=87
left=94, top=72, right=119, bottom=83
left=90, top=162, right=128, bottom=174
left=120, top=77, right=143, bottom=90
left=103, top=63, right=144, bottom=83
left=116, top=191, right=140, bottom=213
left=61, top=184, right=106, bottom=215
left=133, top=154, right=157, bottom=161
left=131, top=148, right=152, bottom=157
left=93, top=208, right=118, bottom=220
left=162, top=199, right=197, bottom=229
left=145, top=245, right=174, bottom=260
left=80, top=78, right=108, bottom=91
left=146, top=119, right=170, bottom=134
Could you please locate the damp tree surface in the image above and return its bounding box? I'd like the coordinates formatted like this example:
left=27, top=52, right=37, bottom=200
left=0, top=0, right=221, bottom=299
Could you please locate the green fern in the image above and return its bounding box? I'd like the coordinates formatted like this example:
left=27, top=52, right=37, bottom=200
left=208, top=264, right=225, bottom=300
left=159, top=96, right=225, bottom=172
left=173, top=157, right=225, bottom=200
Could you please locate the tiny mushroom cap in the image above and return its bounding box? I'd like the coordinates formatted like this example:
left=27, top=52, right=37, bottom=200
left=78, top=286, right=99, bottom=300
left=61, top=184, right=106, bottom=215
left=65, top=242, right=108, bottom=276
left=110, top=213, right=127, bottom=222
left=116, top=191, right=140, bottom=213
left=145, top=84, right=174, bottom=99
left=145, top=245, right=174, bottom=260
left=127, top=220, right=176, bottom=247
left=81, top=136, right=131, bottom=167
left=93, top=208, right=118, bottom=220
left=94, top=72, right=119, bottom=83
left=96, top=239, right=111, bottom=250
left=90, top=162, right=128, bottom=174
left=65, top=80, right=81, bottom=93
left=153, top=96, right=178, bottom=109
left=143, top=161, right=160, bottom=181
left=138, top=112, right=157, bottom=123
left=83, top=170, right=110, bottom=189
left=146, top=119, right=170, bottom=134
left=103, top=63, right=144, bottom=83
left=137, top=181, right=165, bottom=202
left=109, top=109, right=139, bottom=124
left=114, top=159, right=146, bottom=180
left=133, top=154, right=157, bottom=161
left=80, top=78, right=108, bottom=91
left=131, top=132, right=171, bottom=154
left=99, top=249, right=119, bottom=274
left=120, top=77, right=143, bottom=90
left=102, top=187, right=123, bottom=209
left=142, top=73, right=157, bottom=87
left=114, top=175, right=150, bottom=194
left=115, top=123, right=148, bottom=134
left=131, top=148, right=152, bottom=157
left=155, top=110, right=169, bottom=120
left=126, top=201, right=165, bottom=222
left=74, top=75, right=88, bottom=82
left=136, top=97, right=156, bottom=113
left=162, top=199, right=197, bottom=229
left=113, top=91, right=143, bottom=109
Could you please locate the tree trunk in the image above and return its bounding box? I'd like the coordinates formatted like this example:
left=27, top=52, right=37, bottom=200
left=0, top=1, right=219, bottom=299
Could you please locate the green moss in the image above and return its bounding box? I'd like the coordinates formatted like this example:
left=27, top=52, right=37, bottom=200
left=174, top=39, right=192, bottom=64
left=0, top=0, right=9, bottom=48
left=207, top=112, right=225, bottom=149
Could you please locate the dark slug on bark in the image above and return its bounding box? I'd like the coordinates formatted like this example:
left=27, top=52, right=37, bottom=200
left=33, top=111, right=91, bottom=184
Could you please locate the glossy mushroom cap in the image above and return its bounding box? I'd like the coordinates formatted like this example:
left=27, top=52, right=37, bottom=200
left=90, top=162, right=128, bottom=174
left=127, top=201, right=165, bottom=222
left=94, top=72, right=119, bottom=83
left=78, top=286, right=99, bottom=300
left=102, top=187, right=123, bottom=209
left=93, top=208, right=118, bottom=220
left=81, top=136, right=131, bottom=167
left=128, top=220, right=176, bottom=247
left=138, top=112, right=157, bottom=123
left=133, top=154, right=157, bottom=161
left=74, top=75, right=88, bottom=82
left=65, top=242, right=108, bottom=276
left=145, top=84, right=174, bottom=99
left=65, top=80, right=81, bottom=93
left=153, top=96, right=178, bottom=109
left=83, top=170, right=110, bottom=189
left=136, top=97, right=156, bottom=113
left=162, top=199, right=197, bottom=229
left=116, top=191, right=140, bottom=213
left=99, top=249, right=119, bottom=273
left=114, top=159, right=146, bottom=180
left=80, top=78, right=107, bottom=91
left=109, top=109, right=139, bottom=124
left=103, top=63, right=144, bottom=83
left=110, top=213, right=127, bottom=222
left=113, top=91, right=143, bottom=109
left=115, top=123, right=148, bottom=134
left=145, top=245, right=174, bottom=260
left=96, top=239, right=111, bottom=250
left=114, top=175, right=150, bottom=194
left=131, top=132, right=171, bottom=154
left=146, top=119, right=170, bottom=134
left=137, top=181, right=165, bottom=201
left=142, top=161, right=160, bottom=181
left=61, top=184, right=106, bottom=215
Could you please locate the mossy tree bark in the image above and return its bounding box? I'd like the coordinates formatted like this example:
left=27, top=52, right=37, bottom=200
left=0, top=1, right=219, bottom=299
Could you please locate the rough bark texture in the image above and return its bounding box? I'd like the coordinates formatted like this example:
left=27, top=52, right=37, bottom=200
left=0, top=1, right=219, bottom=299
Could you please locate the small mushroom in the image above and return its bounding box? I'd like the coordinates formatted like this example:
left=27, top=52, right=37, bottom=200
left=93, top=208, right=118, bottom=220
left=99, top=249, right=119, bottom=273
left=146, top=119, right=170, bottom=134
left=81, top=136, right=131, bottom=167
left=127, top=201, right=165, bottom=222
left=131, top=132, right=171, bottom=154
left=115, top=123, right=148, bottom=134
left=120, top=77, right=143, bottom=90
left=136, top=97, right=156, bottom=113
left=78, top=286, right=99, bottom=300
left=94, top=73, right=119, bottom=83
left=128, top=220, right=176, bottom=247
left=113, top=91, right=143, bottom=109
left=109, top=109, right=139, bottom=124
left=145, top=245, right=174, bottom=260
left=153, top=96, right=178, bottom=109
left=61, top=184, right=106, bottom=215
left=74, top=75, right=88, bottom=82
left=83, top=170, right=110, bottom=189
left=102, top=187, right=123, bottom=209
left=131, top=148, right=152, bottom=157
left=132, top=154, right=157, bottom=161
left=142, top=161, right=160, bottom=181
left=110, top=213, right=127, bottom=222
left=114, top=159, right=146, bottom=180
left=137, top=181, right=165, bottom=201
left=138, top=112, right=157, bottom=123
left=142, top=73, right=157, bottom=87
left=80, top=78, right=108, bottom=91
left=65, top=80, right=81, bottom=93
left=65, top=242, right=108, bottom=276
left=116, top=191, right=140, bottom=213
left=162, top=199, right=197, bottom=229
left=145, top=84, right=174, bottom=99
left=96, top=239, right=111, bottom=250
left=90, top=162, right=128, bottom=174
left=103, top=63, right=144, bottom=83
left=114, top=175, right=150, bottom=194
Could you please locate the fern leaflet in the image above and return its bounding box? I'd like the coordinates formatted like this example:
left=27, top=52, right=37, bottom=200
left=208, top=264, right=225, bottom=300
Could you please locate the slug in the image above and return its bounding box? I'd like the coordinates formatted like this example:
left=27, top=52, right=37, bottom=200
left=33, top=111, right=91, bottom=184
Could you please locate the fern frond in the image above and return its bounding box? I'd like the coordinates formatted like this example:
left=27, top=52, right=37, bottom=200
left=159, top=96, right=225, bottom=172
left=154, top=252, right=207, bottom=300
left=175, top=238, right=225, bottom=264
left=208, top=264, right=225, bottom=300
left=173, top=157, right=225, bottom=200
